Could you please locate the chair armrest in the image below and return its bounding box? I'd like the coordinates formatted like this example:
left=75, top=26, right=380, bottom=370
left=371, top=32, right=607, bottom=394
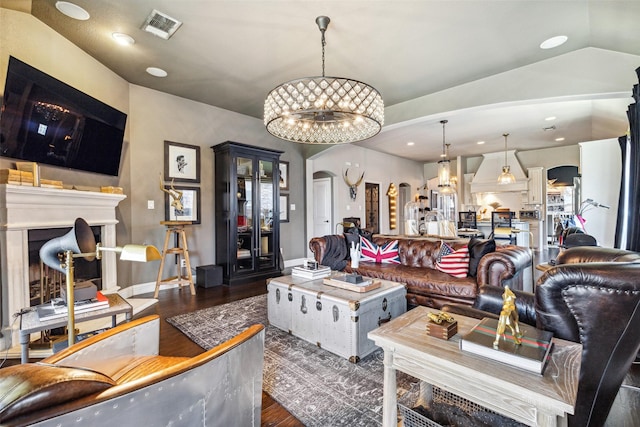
left=476, top=245, right=532, bottom=290
left=442, top=285, right=537, bottom=326
left=556, top=246, right=640, bottom=264
left=42, top=315, right=161, bottom=373
left=308, top=237, right=328, bottom=264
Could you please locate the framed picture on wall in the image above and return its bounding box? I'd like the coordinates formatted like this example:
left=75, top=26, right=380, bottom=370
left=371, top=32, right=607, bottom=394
left=165, top=185, right=201, bottom=224
left=279, top=194, right=289, bottom=222
left=164, top=141, right=201, bottom=183
left=279, top=161, right=289, bottom=191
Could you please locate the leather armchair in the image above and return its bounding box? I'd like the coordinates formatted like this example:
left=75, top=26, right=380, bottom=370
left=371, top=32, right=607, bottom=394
left=442, top=247, right=640, bottom=427
left=0, top=315, right=265, bottom=427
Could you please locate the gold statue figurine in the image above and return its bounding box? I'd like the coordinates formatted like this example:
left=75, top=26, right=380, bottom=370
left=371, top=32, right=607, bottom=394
left=493, top=286, right=523, bottom=349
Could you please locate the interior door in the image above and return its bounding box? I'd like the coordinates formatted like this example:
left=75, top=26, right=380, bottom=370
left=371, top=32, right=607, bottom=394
left=313, top=178, right=332, bottom=237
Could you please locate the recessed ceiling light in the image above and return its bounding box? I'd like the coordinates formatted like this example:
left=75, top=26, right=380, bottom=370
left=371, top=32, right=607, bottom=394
left=112, top=33, right=135, bottom=46
left=477, top=141, right=485, bottom=145
left=146, top=67, right=168, bottom=77
left=555, top=137, right=565, bottom=142
left=540, top=35, right=568, bottom=50
left=545, top=116, right=557, bottom=121
left=407, top=142, right=415, bottom=146
left=55, top=1, right=90, bottom=20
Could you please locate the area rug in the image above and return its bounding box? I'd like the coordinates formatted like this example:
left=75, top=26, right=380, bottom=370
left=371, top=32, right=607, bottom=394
left=167, top=294, right=419, bottom=426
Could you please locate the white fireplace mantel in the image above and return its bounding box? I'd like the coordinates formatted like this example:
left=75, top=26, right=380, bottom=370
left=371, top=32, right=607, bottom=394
left=0, top=184, right=126, bottom=350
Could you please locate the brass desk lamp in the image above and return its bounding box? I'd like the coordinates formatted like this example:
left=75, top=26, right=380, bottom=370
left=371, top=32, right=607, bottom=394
left=39, top=218, right=161, bottom=347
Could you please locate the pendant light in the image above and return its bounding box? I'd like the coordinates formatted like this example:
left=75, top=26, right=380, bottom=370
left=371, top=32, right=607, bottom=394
left=264, top=16, right=384, bottom=144
left=497, top=133, right=516, bottom=184
left=437, top=120, right=455, bottom=194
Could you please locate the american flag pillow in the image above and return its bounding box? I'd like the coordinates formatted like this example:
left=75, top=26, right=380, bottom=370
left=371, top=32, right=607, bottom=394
left=436, top=242, right=470, bottom=278
left=360, top=237, right=401, bottom=264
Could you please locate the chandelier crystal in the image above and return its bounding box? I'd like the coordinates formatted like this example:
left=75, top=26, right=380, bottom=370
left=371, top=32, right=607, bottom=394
left=497, top=133, right=516, bottom=184
left=264, top=16, right=384, bottom=144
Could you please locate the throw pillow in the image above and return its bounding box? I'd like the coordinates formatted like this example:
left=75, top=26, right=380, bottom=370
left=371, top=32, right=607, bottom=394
left=360, top=236, right=401, bottom=264
left=343, top=231, right=361, bottom=260
left=467, top=237, right=496, bottom=277
left=436, top=242, right=470, bottom=278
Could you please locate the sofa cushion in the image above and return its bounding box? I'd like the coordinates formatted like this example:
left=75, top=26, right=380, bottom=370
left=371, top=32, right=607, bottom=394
left=436, top=242, right=469, bottom=278
left=468, top=238, right=496, bottom=277
left=0, top=363, right=115, bottom=422
left=360, top=236, right=400, bottom=264
left=348, top=261, right=478, bottom=300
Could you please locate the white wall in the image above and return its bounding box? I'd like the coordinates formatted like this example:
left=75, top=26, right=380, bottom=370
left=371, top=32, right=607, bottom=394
left=307, top=144, right=424, bottom=253
left=579, top=138, right=621, bottom=247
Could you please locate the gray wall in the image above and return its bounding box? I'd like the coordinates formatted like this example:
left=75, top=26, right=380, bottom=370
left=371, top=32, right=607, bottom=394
left=0, top=9, right=307, bottom=288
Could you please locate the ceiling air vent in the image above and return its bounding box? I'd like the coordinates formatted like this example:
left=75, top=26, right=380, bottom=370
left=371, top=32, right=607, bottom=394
left=141, top=9, right=182, bottom=40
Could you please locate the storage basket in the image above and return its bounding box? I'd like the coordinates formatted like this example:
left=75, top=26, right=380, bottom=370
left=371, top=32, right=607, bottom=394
left=399, top=386, right=524, bottom=427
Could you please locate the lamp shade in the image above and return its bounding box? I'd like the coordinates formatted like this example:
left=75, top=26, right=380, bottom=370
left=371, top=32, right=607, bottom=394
left=497, top=133, right=516, bottom=184
left=119, top=244, right=162, bottom=262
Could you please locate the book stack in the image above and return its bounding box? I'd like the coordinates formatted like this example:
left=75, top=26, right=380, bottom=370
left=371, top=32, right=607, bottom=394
left=460, top=317, right=554, bottom=374
left=0, top=169, right=34, bottom=185
left=37, top=291, right=110, bottom=321
left=291, top=264, right=331, bottom=279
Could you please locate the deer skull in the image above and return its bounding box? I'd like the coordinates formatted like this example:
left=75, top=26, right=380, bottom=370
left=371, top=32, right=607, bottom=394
left=160, top=176, right=184, bottom=213
left=343, top=169, right=364, bottom=201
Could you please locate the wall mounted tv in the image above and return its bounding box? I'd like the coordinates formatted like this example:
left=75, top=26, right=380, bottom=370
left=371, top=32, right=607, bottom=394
left=0, top=56, right=127, bottom=176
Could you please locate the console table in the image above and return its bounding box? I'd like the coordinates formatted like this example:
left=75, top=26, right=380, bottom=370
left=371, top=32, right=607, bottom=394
left=19, top=293, right=132, bottom=363
left=368, top=306, right=582, bottom=427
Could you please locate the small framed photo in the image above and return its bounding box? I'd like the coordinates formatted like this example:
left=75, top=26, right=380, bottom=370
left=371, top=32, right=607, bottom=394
left=164, top=141, right=200, bottom=183
left=279, top=194, right=289, bottom=222
left=165, top=185, right=201, bottom=224
left=279, top=161, right=289, bottom=191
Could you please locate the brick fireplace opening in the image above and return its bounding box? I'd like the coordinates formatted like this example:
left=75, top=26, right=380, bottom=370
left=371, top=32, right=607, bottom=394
left=0, top=185, right=126, bottom=351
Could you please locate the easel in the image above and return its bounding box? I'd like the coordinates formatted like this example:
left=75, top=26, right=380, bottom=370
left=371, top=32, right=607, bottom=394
left=154, top=221, right=196, bottom=298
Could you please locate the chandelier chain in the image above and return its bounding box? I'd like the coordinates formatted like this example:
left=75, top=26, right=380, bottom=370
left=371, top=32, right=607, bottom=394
left=321, top=27, right=326, bottom=77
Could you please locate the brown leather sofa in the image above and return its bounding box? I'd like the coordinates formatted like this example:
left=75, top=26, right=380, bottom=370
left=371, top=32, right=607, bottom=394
left=309, top=235, right=532, bottom=308
left=442, top=246, right=640, bottom=427
left=0, top=315, right=265, bottom=427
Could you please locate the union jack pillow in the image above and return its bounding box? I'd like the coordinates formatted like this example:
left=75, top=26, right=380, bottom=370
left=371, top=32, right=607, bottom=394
left=436, top=242, right=470, bottom=278
left=360, top=237, right=401, bottom=264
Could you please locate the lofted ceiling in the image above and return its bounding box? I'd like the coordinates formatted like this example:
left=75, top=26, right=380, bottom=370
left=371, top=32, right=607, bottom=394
left=21, top=0, right=640, bottom=162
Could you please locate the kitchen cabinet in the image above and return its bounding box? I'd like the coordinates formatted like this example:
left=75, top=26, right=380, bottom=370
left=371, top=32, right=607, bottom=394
left=527, top=167, right=544, bottom=205
left=212, top=141, right=283, bottom=285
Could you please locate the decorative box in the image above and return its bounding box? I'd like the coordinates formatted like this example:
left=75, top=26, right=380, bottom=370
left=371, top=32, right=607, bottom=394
left=426, top=319, right=458, bottom=340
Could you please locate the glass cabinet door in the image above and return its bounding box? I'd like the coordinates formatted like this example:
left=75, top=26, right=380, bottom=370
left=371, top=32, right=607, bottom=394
left=236, top=156, right=254, bottom=273
left=258, top=159, right=276, bottom=270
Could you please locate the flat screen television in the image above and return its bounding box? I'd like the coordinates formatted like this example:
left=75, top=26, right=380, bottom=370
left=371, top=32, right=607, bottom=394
left=0, top=56, right=126, bottom=176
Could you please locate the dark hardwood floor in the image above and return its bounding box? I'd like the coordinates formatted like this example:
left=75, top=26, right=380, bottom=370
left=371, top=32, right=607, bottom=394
left=3, top=249, right=637, bottom=426
left=133, top=280, right=304, bottom=427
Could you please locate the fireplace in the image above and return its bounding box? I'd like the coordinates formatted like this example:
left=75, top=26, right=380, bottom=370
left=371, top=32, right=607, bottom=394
left=0, top=185, right=126, bottom=350
left=27, top=226, right=102, bottom=306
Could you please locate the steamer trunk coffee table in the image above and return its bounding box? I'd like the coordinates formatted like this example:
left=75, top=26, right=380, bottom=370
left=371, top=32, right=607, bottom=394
left=267, top=274, right=406, bottom=362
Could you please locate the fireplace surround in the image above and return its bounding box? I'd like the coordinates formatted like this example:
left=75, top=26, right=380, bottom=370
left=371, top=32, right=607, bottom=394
left=0, top=185, right=126, bottom=350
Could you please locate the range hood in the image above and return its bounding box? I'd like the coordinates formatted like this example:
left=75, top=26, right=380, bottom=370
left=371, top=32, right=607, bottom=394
left=470, top=150, right=528, bottom=193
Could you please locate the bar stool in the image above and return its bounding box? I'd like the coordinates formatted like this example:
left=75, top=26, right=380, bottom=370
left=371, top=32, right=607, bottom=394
left=154, top=221, right=196, bottom=298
